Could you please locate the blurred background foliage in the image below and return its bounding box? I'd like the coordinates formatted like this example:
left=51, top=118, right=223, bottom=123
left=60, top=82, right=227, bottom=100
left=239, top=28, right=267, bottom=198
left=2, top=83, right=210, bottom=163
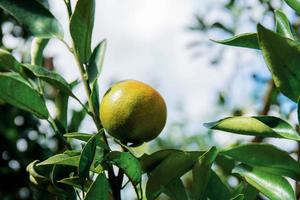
left=1, top=0, right=300, bottom=199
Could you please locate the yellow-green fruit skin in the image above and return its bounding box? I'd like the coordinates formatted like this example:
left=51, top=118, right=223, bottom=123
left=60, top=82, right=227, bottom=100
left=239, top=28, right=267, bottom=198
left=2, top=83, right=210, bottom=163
left=100, top=80, right=167, bottom=144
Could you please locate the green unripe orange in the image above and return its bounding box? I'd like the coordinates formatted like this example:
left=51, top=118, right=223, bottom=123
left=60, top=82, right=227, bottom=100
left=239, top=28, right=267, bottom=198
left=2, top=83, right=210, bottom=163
left=99, top=80, right=167, bottom=144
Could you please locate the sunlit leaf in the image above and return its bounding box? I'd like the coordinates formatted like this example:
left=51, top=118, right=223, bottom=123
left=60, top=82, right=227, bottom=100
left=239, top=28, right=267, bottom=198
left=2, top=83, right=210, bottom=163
left=233, top=164, right=296, bottom=200
left=70, top=0, right=95, bottom=63
left=211, top=33, right=259, bottom=49
left=274, top=10, right=294, bottom=39
left=204, top=116, right=300, bottom=141
left=222, top=144, right=300, bottom=180
left=37, top=151, right=81, bottom=167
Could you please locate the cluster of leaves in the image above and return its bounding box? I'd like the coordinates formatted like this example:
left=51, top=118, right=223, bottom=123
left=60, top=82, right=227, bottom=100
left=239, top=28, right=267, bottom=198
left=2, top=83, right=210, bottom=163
left=2, top=0, right=300, bottom=200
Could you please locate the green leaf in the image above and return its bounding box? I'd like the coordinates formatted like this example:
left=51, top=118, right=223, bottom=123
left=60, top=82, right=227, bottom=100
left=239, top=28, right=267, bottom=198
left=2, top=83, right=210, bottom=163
left=204, top=116, right=300, bottom=141
left=274, top=10, right=294, bottom=40
left=163, top=179, right=188, bottom=200
left=140, top=149, right=181, bottom=173
left=0, top=49, right=22, bottom=72
left=68, top=107, right=87, bottom=132
left=23, top=64, right=74, bottom=96
left=64, top=130, right=108, bottom=150
left=0, top=0, right=63, bottom=38
left=206, top=170, right=231, bottom=200
left=0, top=72, right=49, bottom=119
left=284, top=0, right=300, bottom=14
left=37, top=151, right=81, bottom=167
left=257, top=23, right=300, bottom=102
left=233, top=164, right=296, bottom=200
left=231, top=182, right=258, bottom=200
left=55, top=91, right=69, bottom=130
left=192, top=147, right=218, bottom=200
left=230, top=194, right=244, bottom=200
left=84, top=173, right=109, bottom=200
left=298, top=100, right=300, bottom=124
left=222, top=144, right=300, bottom=180
left=105, top=151, right=142, bottom=185
left=146, top=151, right=202, bottom=200
left=78, top=133, right=98, bottom=181
left=90, top=78, right=99, bottom=119
left=87, top=39, right=107, bottom=84
left=31, top=38, right=49, bottom=66
left=211, top=33, right=259, bottom=49
left=70, top=0, right=95, bottom=63
left=58, top=176, right=92, bottom=192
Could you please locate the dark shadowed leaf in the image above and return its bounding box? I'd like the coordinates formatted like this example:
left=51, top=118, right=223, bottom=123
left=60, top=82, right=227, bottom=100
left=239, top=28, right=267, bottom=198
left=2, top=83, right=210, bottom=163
left=70, top=0, right=95, bottom=63
left=68, top=107, right=87, bottom=132
left=211, top=33, right=259, bottom=49
left=233, top=164, right=296, bottom=200
left=274, top=10, right=294, bottom=39
left=192, top=147, right=218, bottom=200
left=257, top=24, right=300, bottom=102
left=55, top=91, right=69, bottom=130
left=58, top=176, right=92, bottom=192
left=284, top=0, right=300, bottom=14
left=78, top=133, right=99, bottom=181
left=204, top=116, right=300, bottom=141
left=231, top=182, right=258, bottom=200
left=0, top=0, right=63, bottom=38
left=206, top=170, right=231, bottom=200
left=105, top=151, right=142, bottom=185
left=146, top=151, right=202, bottom=200
left=222, top=144, right=300, bottom=180
left=163, top=178, right=188, bottom=200
left=0, top=72, right=49, bottom=118
left=87, top=39, right=107, bottom=84
left=37, top=150, right=81, bottom=167
left=140, top=149, right=181, bottom=173
left=84, top=173, right=109, bottom=200
left=0, top=49, right=22, bottom=72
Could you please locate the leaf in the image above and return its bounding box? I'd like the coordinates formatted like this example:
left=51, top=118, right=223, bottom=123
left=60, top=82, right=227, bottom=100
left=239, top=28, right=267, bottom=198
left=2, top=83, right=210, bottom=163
left=0, top=0, right=63, bottom=38
left=274, top=10, right=294, bottom=40
left=257, top=23, right=300, bottom=102
left=163, top=178, right=188, bottom=200
left=90, top=78, right=99, bottom=119
left=211, top=33, right=259, bottom=49
left=204, top=116, right=300, bottom=141
left=84, top=173, right=109, bottom=200
left=70, top=0, right=95, bottom=63
left=0, top=49, right=22, bottom=72
left=87, top=39, right=107, bottom=84
left=233, top=164, right=296, bottom=200
left=230, top=194, right=244, bottom=200
left=231, top=182, right=258, bottom=200
left=37, top=151, right=81, bottom=167
left=206, top=170, right=231, bottom=200
left=64, top=130, right=108, bottom=150
left=58, top=176, right=92, bottom=192
left=31, top=38, right=49, bottom=65
left=0, top=72, right=49, bottom=119
left=192, top=147, right=218, bottom=200
left=55, top=91, right=69, bottom=130
left=68, top=107, right=87, bottom=132
left=140, top=149, right=181, bottom=173
left=146, top=151, right=202, bottom=200
left=284, top=0, right=300, bottom=14
left=23, top=64, right=74, bottom=96
left=298, top=100, right=300, bottom=124
left=222, top=144, right=300, bottom=180
left=105, top=151, right=142, bottom=185
left=78, top=133, right=98, bottom=181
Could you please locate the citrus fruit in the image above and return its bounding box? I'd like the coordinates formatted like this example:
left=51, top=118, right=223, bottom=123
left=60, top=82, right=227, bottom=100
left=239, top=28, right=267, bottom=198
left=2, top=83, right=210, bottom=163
left=99, top=80, right=167, bottom=144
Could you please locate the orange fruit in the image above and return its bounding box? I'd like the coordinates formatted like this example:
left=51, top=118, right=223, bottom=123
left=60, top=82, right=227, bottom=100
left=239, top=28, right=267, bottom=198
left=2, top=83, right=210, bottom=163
left=99, top=80, right=167, bottom=144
